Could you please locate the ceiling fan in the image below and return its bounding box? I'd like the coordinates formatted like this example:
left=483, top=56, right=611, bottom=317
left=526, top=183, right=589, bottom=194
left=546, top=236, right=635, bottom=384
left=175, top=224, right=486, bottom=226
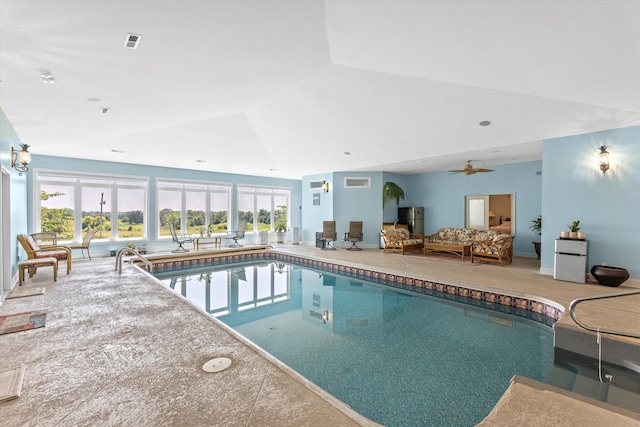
left=449, top=160, right=494, bottom=175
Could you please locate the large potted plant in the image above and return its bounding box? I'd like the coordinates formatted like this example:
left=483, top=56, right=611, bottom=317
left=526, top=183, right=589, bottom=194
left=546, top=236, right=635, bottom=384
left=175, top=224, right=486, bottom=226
left=274, top=222, right=287, bottom=243
left=530, top=215, right=542, bottom=259
left=274, top=205, right=287, bottom=243
left=382, top=182, right=405, bottom=207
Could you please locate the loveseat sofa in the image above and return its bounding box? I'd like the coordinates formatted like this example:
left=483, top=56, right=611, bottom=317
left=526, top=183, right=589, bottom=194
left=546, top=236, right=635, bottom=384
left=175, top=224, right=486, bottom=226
left=424, top=227, right=507, bottom=261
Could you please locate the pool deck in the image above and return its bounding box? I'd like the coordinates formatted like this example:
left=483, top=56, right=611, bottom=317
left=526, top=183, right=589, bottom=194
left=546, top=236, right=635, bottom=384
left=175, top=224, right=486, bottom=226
left=1, top=243, right=639, bottom=426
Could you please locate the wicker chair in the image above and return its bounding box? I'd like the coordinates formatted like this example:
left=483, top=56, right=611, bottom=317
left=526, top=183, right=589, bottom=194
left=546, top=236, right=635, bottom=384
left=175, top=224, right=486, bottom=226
left=18, top=234, right=72, bottom=275
left=67, top=229, right=98, bottom=259
left=30, top=232, right=58, bottom=247
left=381, top=229, right=423, bottom=255
left=470, top=235, right=515, bottom=266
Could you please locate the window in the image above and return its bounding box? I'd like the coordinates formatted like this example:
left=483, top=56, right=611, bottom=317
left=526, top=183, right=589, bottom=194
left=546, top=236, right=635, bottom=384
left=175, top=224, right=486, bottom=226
left=157, top=179, right=231, bottom=237
left=237, top=185, right=290, bottom=233
left=36, top=171, right=148, bottom=242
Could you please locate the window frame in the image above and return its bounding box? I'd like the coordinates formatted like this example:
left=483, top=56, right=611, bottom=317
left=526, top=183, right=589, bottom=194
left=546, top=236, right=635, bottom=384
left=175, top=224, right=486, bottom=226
left=156, top=178, right=232, bottom=239
left=34, top=169, right=149, bottom=243
left=236, top=184, right=291, bottom=233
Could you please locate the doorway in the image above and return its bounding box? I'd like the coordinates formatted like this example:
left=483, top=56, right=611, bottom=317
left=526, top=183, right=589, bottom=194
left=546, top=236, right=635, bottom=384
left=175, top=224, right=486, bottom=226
left=466, top=194, right=514, bottom=233
left=1, top=166, right=11, bottom=298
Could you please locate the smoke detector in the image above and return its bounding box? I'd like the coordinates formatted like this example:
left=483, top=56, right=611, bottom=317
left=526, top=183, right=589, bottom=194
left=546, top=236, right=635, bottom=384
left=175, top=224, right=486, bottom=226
left=124, top=33, right=142, bottom=49
left=39, top=70, right=55, bottom=84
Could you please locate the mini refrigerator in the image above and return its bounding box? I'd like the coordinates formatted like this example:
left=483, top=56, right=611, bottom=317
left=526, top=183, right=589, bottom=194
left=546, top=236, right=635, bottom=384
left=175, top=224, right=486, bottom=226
left=554, top=239, right=588, bottom=283
left=397, top=207, right=424, bottom=235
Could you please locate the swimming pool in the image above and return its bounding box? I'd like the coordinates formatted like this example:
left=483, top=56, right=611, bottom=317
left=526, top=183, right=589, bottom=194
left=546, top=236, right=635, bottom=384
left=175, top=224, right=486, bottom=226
left=154, top=259, right=555, bottom=427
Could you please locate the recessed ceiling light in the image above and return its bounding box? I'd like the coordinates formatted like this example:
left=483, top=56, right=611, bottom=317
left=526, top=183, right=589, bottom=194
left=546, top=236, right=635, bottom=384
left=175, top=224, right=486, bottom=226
left=87, top=97, right=100, bottom=102
left=344, top=151, right=351, bottom=155
left=479, top=120, right=491, bottom=126
left=196, top=159, right=206, bottom=163
left=111, top=149, right=124, bottom=153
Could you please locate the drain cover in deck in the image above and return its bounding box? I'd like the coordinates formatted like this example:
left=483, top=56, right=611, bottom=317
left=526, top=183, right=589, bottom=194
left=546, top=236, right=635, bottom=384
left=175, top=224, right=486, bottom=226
left=202, top=357, right=232, bottom=373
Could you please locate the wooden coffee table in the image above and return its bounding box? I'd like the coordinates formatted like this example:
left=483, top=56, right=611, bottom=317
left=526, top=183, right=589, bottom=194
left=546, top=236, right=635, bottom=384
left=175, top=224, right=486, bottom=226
left=423, top=242, right=471, bottom=260
left=193, top=236, right=221, bottom=250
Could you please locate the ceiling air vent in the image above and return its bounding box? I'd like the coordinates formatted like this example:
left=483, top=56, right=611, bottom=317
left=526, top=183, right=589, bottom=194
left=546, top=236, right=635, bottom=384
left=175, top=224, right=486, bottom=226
left=124, top=33, right=142, bottom=49
left=344, top=177, right=371, bottom=189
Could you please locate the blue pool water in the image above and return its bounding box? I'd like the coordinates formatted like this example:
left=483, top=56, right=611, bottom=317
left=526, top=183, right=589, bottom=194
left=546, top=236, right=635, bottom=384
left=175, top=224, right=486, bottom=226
left=156, top=261, right=554, bottom=427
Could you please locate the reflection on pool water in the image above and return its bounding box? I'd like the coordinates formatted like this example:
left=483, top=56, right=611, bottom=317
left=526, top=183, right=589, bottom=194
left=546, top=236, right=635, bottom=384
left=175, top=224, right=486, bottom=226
left=155, top=261, right=554, bottom=427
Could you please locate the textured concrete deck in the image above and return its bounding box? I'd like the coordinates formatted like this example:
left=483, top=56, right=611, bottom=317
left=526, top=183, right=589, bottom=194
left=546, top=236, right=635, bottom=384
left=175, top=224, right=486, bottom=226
left=1, top=244, right=638, bottom=426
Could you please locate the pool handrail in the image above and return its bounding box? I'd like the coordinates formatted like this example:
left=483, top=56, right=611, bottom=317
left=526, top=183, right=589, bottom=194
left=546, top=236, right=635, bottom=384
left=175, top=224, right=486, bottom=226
left=116, top=247, right=153, bottom=274
left=569, top=289, right=640, bottom=339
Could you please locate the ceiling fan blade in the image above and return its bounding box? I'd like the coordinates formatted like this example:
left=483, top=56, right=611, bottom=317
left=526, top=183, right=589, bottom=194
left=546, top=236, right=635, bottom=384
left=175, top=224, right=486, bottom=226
left=449, top=161, right=493, bottom=175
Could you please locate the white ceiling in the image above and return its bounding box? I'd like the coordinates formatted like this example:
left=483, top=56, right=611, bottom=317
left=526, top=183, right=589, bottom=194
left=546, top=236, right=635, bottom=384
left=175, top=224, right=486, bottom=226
left=1, top=0, right=639, bottom=179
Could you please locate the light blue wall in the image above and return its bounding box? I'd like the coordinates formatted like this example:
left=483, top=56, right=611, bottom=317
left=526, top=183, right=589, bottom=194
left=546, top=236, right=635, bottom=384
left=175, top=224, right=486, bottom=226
left=333, top=171, right=383, bottom=247
left=541, top=126, right=640, bottom=278
left=301, top=173, right=334, bottom=243
left=26, top=154, right=302, bottom=255
left=302, top=171, right=384, bottom=247
left=0, top=107, right=29, bottom=279
left=408, top=161, right=543, bottom=258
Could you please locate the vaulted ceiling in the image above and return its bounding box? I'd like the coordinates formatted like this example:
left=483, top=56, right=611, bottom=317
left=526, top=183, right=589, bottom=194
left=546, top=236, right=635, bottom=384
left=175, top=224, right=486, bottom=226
left=1, top=1, right=639, bottom=179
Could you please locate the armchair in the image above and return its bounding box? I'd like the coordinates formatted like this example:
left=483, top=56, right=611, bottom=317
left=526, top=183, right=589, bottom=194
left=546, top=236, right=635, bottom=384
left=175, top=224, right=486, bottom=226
left=381, top=229, right=423, bottom=255
left=169, top=223, right=193, bottom=253
left=320, top=221, right=337, bottom=250
left=30, top=232, right=58, bottom=247
left=67, top=229, right=98, bottom=259
left=344, top=221, right=363, bottom=250
left=470, top=235, right=515, bottom=266
left=225, top=220, right=246, bottom=248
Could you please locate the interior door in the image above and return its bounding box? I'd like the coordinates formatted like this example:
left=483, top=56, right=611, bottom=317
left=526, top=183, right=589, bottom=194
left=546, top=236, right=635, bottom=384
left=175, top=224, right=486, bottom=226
left=466, top=195, right=489, bottom=230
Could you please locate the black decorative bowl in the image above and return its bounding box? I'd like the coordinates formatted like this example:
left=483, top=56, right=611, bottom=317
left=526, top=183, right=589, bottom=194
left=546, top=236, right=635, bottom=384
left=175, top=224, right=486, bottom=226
left=590, top=265, right=630, bottom=287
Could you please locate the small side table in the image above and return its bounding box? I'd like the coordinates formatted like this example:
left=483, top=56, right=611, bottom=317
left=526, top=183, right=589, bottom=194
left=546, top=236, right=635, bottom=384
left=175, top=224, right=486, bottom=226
left=194, top=236, right=221, bottom=250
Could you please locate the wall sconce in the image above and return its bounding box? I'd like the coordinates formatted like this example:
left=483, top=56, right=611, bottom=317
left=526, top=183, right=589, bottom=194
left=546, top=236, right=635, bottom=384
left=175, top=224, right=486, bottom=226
left=11, top=143, right=31, bottom=174
left=598, top=145, right=610, bottom=174
left=322, top=180, right=329, bottom=193
left=321, top=310, right=330, bottom=324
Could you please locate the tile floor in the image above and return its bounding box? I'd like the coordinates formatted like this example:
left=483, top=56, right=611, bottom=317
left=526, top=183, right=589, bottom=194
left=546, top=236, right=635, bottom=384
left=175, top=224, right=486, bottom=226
left=1, top=244, right=638, bottom=426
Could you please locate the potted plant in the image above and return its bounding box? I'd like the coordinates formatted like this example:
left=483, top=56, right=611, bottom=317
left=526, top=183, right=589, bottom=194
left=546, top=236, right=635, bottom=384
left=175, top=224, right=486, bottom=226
left=530, top=215, right=542, bottom=259
left=275, top=222, right=287, bottom=243
left=382, top=182, right=405, bottom=207
left=568, top=220, right=580, bottom=239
